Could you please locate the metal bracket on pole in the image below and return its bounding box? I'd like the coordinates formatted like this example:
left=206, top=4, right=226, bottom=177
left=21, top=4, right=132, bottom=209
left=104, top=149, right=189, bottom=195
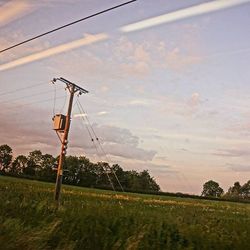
left=52, top=77, right=88, bottom=95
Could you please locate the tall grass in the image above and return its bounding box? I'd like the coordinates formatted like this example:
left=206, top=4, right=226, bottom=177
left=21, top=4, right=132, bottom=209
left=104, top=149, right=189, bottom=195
left=0, top=176, right=249, bottom=249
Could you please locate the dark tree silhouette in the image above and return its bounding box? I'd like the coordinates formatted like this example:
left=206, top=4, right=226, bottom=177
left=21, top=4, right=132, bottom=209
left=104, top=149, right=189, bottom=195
left=0, top=144, right=161, bottom=193
left=226, top=181, right=242, bottom=198
left=0, top=144, right=13, bottom=172
left=201, top=180, right=224, bottom=198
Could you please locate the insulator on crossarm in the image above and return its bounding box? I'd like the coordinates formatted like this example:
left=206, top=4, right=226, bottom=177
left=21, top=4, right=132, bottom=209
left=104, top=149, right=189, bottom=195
left=52, top=78, right=57, bottom=84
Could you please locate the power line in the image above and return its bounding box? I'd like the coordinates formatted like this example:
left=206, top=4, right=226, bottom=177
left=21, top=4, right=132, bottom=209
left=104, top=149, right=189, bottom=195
left=0, top=0, right=137, bottom=54
left=0, top=82, right=43, bottom=96
left=76, top=100, right=116, bottom=191
left=77, top=100, right=124, bottom=192
left=0, top=83, right=67, bottom=106
left=0, top=89, right=53, bottom=105
left=5, top=95, right=66, bottom=111
left=76, top=101, right=116, bottom=192
left=59, top=91, right=68, bottom=114
left=52, top=83, right=57, bottom=116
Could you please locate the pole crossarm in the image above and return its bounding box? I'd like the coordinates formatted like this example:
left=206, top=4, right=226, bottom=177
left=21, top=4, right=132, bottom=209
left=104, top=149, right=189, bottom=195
left=52, top=77, right=89, bottom=95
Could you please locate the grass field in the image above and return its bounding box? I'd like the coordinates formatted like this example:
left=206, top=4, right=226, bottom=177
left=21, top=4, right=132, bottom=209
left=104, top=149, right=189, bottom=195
left=0, top=176, right=249, bottom=250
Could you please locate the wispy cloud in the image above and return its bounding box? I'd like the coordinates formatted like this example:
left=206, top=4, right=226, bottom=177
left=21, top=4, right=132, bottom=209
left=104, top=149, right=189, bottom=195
left=120, top=0, right=250, bottom=33
left=74, top=113, right=87, bottom=118
left=0, top=33, right=108, bottom=71
left=97, top=111, right=108, bottom=116
left=227, top=163, right=250, bottom=172
left=188, top=92, right=201, bottom=107
left=213, top=149, right=250, bottom=157
left=150, top=132, right=250, bottom=146
left=0, top=104, right=157, bottom=161
left=74, top=111, right=108, bottom=118
left=0, top=0, right=34, bottom=27
left=129, top=99, right=151, bottom=106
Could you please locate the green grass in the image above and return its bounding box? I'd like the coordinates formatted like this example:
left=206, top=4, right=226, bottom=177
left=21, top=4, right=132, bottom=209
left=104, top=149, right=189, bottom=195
left=0, top=176, right=249, bottom=250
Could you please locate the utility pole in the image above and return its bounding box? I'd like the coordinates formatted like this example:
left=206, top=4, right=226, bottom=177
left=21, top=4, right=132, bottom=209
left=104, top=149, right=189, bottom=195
left=52, top=77, right=88, bottom=206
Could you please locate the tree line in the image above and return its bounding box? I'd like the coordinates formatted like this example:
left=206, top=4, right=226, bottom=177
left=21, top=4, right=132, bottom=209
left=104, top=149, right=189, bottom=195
left=201, top=179, right=250, bottom=201
left=0, top=144, right=160, bottom=192
left=0, top=144, right=249, bottom=201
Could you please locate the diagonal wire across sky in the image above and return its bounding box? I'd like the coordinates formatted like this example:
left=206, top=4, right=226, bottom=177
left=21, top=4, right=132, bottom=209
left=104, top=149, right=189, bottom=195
left=1, top=0, right=250, bottom=72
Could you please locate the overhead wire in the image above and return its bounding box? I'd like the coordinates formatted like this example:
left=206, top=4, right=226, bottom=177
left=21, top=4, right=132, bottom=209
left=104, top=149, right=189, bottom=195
left=0, top=82, right=44, bottom=97
left=51, top=83, right=68, bottom=115
left=52, top=83, right=57, bottom=116
left=0, top=89, right=53, bottom=106
left=0, top=82, right=67, bottom=107
left=0, top=0, right=137, bottom=54
left=76, top=99, right=116, bottom=192
left=76, top=101, right=95, bottom=144
left=77, top=99, right=124, bottom=192
left=77, top=99, right=193, bottom=194
left=0, top=0, right=188, bottom=194
left=59, top=90, right=68, bottom=114
left=5, top=95, right=66, bottom=111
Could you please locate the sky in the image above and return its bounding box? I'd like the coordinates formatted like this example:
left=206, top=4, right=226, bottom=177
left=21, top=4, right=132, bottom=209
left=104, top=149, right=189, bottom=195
left=0, top=0, right=250, bottom=194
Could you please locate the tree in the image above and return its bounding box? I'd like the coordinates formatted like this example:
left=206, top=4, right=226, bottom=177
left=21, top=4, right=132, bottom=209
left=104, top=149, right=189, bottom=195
left=0, top=144, right=13, bottom=172
left=23, top=150, right=43, bottom=176
left=108, top=164, right=124, bottom=190
left=39, top=154, right=56, bottom=181
left=226, top=181, right=242, bottom=198
left=77, top=156, right=98, bottom=187
left=201, top=180, right=224, bottom=198
left=95, top=162, right=112, bottom=188
left=64, top=156, right=81, bottom=185
left=11, top=155, right=28, bottom=174
left=126, top=170, right=140, bottom=190
left=241, top=180, right=250, bottom=199
left=139, top=170, right=160, bottom=192
left=1, top=146, right=162, bottom=192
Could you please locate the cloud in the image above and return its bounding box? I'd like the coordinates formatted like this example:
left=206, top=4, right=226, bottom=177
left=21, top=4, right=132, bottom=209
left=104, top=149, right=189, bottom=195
left=160, top=92, right=203, bottom=117
left=97, top=111, right=108, bottom=116
left=73, top=111, right=109, bottom=118
left=52, top=27, right=201, bottom=77
left=93, top=124, right=139, bottom=146
left=213, top=149, right=250, bottom=157
left=0, top=33, right=108, bottom=71
left=229, top=121, right=250, bottom=136
left=129, top=99, right=151, bottom=106
left=121, top=61, right=150, bottom=77
left=74, top=114, right=87, bottom=118
left=73, top=124, right=157, bottom=161
left=120, top=0, right=250, bottom=33
left=102, top=143, right=156, bottom=161
left=0, top=0, right=35, bottom=27
left=165, top=47, right=201, bottom=71
left=0, top=105, right=58, bottom=155
left=155, top=155, right=168, bottom=161
left=147, top=131, right=250, bottom=146
left=0, top=104, right=156, bottom=161
left=133, top=44, right=150, bottom=62
left=112, top=36, right=201, bottom=77
left=227, top=164, right=250, bottom=172
left=0, top=33, right=52, bottom=63
left=114, top=159, right=175, bottom=174
left=188, top=92, right=201, bottom=107
left=114, top=37, right=151, bottom=77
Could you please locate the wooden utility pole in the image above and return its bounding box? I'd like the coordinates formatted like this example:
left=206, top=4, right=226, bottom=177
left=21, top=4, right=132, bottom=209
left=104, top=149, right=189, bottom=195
left=52, top=77, right=88, bottom=206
